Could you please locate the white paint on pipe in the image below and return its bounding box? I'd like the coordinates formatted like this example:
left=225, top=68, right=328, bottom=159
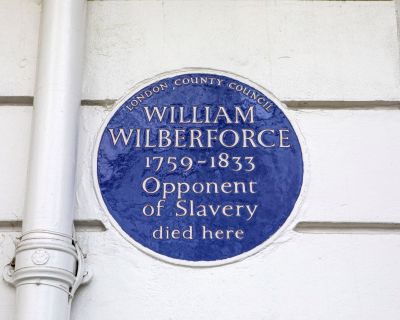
left=24, top=0, right=86, bottom=235
left=6, top=1, right=88, bottom=320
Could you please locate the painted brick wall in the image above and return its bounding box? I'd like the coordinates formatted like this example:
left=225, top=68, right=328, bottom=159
left=0, top=1, right=399, bottom=319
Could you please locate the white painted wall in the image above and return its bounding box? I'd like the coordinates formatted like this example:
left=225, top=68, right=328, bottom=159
left=0, top=0, right=399, bottom=319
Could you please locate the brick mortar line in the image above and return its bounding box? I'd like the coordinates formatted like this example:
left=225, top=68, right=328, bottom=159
left=295, top=221, right=400, bottom=234
left=0, top=97, right=399, bottom=109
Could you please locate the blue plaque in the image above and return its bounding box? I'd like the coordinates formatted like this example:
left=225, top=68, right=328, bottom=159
left=94, top=69, right=304, bottom=266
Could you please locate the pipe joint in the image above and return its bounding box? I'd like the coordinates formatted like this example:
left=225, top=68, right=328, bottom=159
left=4, top=230, right=90, bottom=298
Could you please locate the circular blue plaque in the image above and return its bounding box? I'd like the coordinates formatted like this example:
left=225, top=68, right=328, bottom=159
left=94, top=69, right=304, bottom=266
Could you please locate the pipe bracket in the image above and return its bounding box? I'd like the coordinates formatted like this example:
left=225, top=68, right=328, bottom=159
left=3, top=230, right=92, bottom=297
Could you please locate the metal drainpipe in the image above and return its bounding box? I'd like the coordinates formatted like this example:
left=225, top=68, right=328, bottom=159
left=3, top=1, right=89, bottom=319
